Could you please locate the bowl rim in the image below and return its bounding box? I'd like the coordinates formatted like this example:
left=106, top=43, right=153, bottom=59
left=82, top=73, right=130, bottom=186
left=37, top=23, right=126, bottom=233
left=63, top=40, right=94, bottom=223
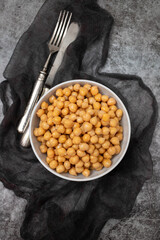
left=29, top=79, right=131, bottom=182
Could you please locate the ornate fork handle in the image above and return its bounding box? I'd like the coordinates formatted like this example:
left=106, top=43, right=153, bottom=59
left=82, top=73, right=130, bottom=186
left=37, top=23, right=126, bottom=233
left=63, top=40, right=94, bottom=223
left=17, top=71, right=46, bottom=133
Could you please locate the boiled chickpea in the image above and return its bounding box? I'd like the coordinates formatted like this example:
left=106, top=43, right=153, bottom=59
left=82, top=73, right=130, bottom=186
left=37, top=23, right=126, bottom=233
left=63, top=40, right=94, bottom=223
left=72, top=144, right=79, bottom=150
left=77, top=149, right=86, bottom=157
left=95, top=93, right=102, bottom=102
left=82, top=101, right=88, bottom=109
left=99, top=147, right=105, bottom=154
left=90, top=116, right=98, bottom=125
left=103, top=159, right=112, bottom=168
left=64, top=161, right=71, bottom=169
left=95, top=128, right=102, bottom=135
left=102, top=95, right=109, bottom=102
left=34, top=128, right=39, bottom=137
left=76, top=160, right=84, bottom=168
left=115, top=145, right=121, bottom=154
left=77, top=99, right=83, bottom=107
left=73, top=128, right=82, bottom=136
left=110, top=105, right=117, bottom=112
left=102, top=141, right=110, bottom=149
left=73, top=123, right=80, bottom=129
left=93, top=149, right=99, bottom=157
left=103, top=151, right=112, bottom=159
left=91, top=86, right=98, bottom=96
left=110, top=137, right=119, bottom=145
left=73, top=83, right=80, bottom=91
left=110, top=127, right=117, bottom=135
left=77, top=117, right=83, bottom=123
left=90, top=135, right=98, bottom=144
left=110, top=119, right=117, bottom=127
left=82, top=122, right=92, bottom=132
left=40, top=144, right=47, bottom=153
left=87, top=108, right=95, bottom=116
left=82, top=169, right=90, bottom=177
left=92, top=162, right=102, bottom=170
left=49, top=160, right=58, bottom=169
left=116, top=133, right=123, bottom=141
left=53, top=116, right=61, bottom=125
left=77, top=94, right=84, bottom=100
left=87, top=145, right=95, bottom=154
left=69, top=167, right=77, bottom=176
left=57, top=125, right=65, bottom=134
left=84, top=162, right=91, bottom=168
left=41, top=114, right=47, bottom=122
left=70, top=156, right=79, bottom=165
left=93, top=102, right=101, bottom=110
left=46, top=141, right=52, bottom=148
left=69, top=95, right=77, bottom=103
left=73, top=136, right=81, bottom=145
left=79, top=87, right=88, bottom=96
left=108, top=97, right=116, bottom=106
left=41, top=101, right=48, bottom=109
left=62, top=108, right=69, bottom=116
left=65, top=128, right=72, bottom=134
left=116, top=109, right=123, bottom=117
left=63, top=88, right=71, bottom=96
left=98, top=137, right=105, bottom=144
left=57, top=148, right=66, bottom=156
left=56, top=165, right=65, bottom=173
left=107, top=146, right=116, bottom=155
left=82, top=154, right=90, bottom=163
left=52, top=131, right=60, bottom=138
left=47, top=117, right=53, bottom=126
left=101, top=105, right=109, bottom=112
left=63, top=119, right=74, bottom=128
left=49, top=95, right=56, bottom=103
left=67, top=147, right=76, bottom=156
left=38, top=127, right=45, bottom=136
left=56, top=88, right=63, bottom=97
left=69, top=114, right=77, bottom=121
left=102, top=127, right=109, bottom=135
left=79, top=143, right=89, bottom=151
left=98, top=156, right=103, bottom=162
left=58, top=156, right=65, bottom=162
left=83, top=113, right=91, bottom=122
left=64, top=101, right=70, bottom=108
left=82, top=134, right=90, bottom=142
left=36, top=109, right=45, bottom=117
left=108, top=110, right=115, bottom=118
left=44, top=131, right=52, bottom=141
left=47, top=148, right=54, bottom=158
left=49, top=138, right=58, bottom=147
left=46, top=157, right=53, bottom=164
left=75, top=166, right=84, bottom=173
left=53, top=108, right=61, bottom=117
left=69, top=103, right=77, bottom=112
left=102, top=113, right=110, bottom=122
left=37, top=136, right=45, bottom=143
left=90, top=156, right=98, bottom=163
left=84, top=84, right=91, bottom=90
left=59, top=135, right=67, bottom=143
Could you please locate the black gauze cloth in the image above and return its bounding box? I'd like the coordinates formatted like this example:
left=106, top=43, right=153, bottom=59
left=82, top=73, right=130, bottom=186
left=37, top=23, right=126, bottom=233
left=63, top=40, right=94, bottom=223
left=0, top=0, right=158, bottom=240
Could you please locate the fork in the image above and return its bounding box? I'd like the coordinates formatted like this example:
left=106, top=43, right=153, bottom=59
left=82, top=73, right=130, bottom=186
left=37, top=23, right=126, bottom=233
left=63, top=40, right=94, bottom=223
left=17, top=10, right=72, bottom=133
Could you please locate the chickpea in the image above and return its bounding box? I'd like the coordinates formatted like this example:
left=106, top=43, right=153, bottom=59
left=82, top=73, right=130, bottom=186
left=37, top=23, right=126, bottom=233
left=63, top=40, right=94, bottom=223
left=79, top=143, right=89, bottom=151
left=73, top=122, right=80, bottom=129
left=84, top=162, right=91, bottom=168
left=40, top=144, right=47, bottom=153
left=52, top=131, right=60, bottom=138
left=110, top=137, right=120, bottom=145
left=82, top=122, right=92, bottom=132
left=63, top=88, right=71, bottom=96
left=82, top=134, right=90, bottom=142
left=67, top=147, right=76, bottom=156
left=95, top=143, right=101, bottom=149
left=93, top=102, right=101, bottom=110
left=44, top=131, right=52, bottom=141
left=69, top=167, right=77, bottom=176
left=95, top=93, right=102, bottom=102
left=79, top=110, right=85, bottom=117
left=116, top=109, right=123, bottom=117
left=102, top=127, right=109, bottom=135
left=115, top=145, right=121, bottom=154
left=36, top=109, right=45, bottom=117
left=75, top=167, right=84, bottom=173
left=77, top=94, right=84, bottom=100
left=69, top=95, right=77, bottom=103
left=58, top=135, right=66, bottom=144
left=95, top=128, right=102, bottom=135
left=116, top=133, right=123, bottom=141
left=57, top=148, right=66, bottom=156
left=49, top=138, right=58, bottom=147
left=103, top=159, right=112, bottom=168
left=91, top=86, right=98, bottom=96
left=56, top=165, right=65, bottom=173
left=49, top=160, right=58, bottom=169
left=102, top=141, right=110, bottom=149
left=53, top=116, right=61, bottom=125
left=98, top=137, right=105, bottom=145
left=70, top=156, right=79, bottom=165
left=34, top=128, right=39, bottom=137
left=63, top=119, right=74, bottom=128
left=64, top=161, right=71, bottom=169
left=82, top=114, right=90, bottom=123
left=89, top=97, right=96, bottom=104
left=70, top=132, right=74, bottom=139
left=79, top=87, right=88, bottom=96
left=62, top=108, right=69, bottom=116
left=58, top=156, right=65, bottom=162
left=107, top=146, right=116, bottom=156
left=92, top=162, right=102, bottom=170
left=77, top=117, right=83, bottom=123
left=99, top=147, right=105, bottom=154
left=73, top=127, right=82, bottom=136
left=82, top=101, right=88, bottom=109
left=73, top=83, right=80, bottom=91
left=82, top=154, right=90, bottom=163
left=110, top=127, right=117, bottom=135
left=102, top=95, right=109, bottom=102
left=69, top=103, right=78, bottom=112
left=41, top=101, right=48, bottom=109
left=82, top=169, right=90, bottom=177
left=46, top=157, right=53, bottom=164
left=84, top=84, right=91, bottom=90
left=56, top=88, right=63, bottom=97
left=65, top=128, right=72, bottom=134
left=90, top=116, right=98, bottom=126
left=87, top=145, right=95, bottom=154
left=72, top=144, right=79, bottom=150
left=47, top=148, right=54, bottom=158
left=108, top=110, right=115, bottom=118
left=107, top=97, right=116, bottom=105
left=64, top=101, right=70, bottom=108
left=110, top=119, right=117, bottom=127
left=93, top=149, right=99, bottom=157
left=37, top=136, right=45, bottom=143
left=103, top=151, right=112, bottom=159
left=53, top=108, right=61, bottom=117
left=69, top=114, right=77, bottom=121
left=90, top=135, right=98, bottom=144
left=73, top=136, right=81, bottom=145
left=46, top=141, right=52, bottom=148
left=40, top=114, right=47, bottom=122
left=110, top=105, right=117, bottom=112
left=77, top=99, right=83, bottom=107
left=90, top=156, right=98, bottom=163
left=87, top=108, right=95, bottom=116
left=102, top=113, right=110, bottom=122
left=101, top=105, right=109, bottom=112
left=98, top=156, right=103, bottom=162
left=77, top=149, right=86, bottom=157
left=76, top=160, right=84, bottom=168
left=57, top=125, right=65, bottom=134
left=49, top=95, right=56, bottom=103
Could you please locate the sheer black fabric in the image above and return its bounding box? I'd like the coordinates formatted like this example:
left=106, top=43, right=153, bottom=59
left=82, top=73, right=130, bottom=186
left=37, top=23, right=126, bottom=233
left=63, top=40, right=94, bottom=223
left=0, top=0, right=158, bottom=240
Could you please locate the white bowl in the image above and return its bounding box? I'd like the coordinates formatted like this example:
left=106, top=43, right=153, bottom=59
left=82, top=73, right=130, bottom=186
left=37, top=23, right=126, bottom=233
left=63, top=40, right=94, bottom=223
left=30, top=80, right=131, bottom=181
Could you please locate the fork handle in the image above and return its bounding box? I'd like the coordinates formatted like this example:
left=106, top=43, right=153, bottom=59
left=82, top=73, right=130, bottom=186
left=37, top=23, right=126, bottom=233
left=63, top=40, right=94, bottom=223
left=17, top=71, right=46, bottom=133
left=20, top=86, right=50, bottom=147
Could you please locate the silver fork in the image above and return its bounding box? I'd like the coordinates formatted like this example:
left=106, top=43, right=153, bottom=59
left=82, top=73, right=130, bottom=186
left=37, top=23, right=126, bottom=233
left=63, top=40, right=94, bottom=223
left=17, top=10, right=72, bottom=133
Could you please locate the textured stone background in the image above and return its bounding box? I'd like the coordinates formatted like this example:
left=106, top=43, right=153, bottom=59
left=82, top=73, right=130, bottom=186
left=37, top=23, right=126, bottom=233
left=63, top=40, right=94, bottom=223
left=0, top=0, right=160, bottom=239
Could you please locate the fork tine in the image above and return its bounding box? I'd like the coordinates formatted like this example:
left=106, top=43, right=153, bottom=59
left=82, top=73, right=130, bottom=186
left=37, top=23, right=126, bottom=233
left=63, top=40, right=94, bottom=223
left=49, top=11, right=63, bottom=44
left=56, top=12, right=72, bottom=47
left=52, top=10, right=67, bottom=45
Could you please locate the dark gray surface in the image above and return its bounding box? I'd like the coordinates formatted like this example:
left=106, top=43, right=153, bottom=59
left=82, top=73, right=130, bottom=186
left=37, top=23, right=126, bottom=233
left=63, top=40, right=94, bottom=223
left=0, top=0, right=160, bottom=239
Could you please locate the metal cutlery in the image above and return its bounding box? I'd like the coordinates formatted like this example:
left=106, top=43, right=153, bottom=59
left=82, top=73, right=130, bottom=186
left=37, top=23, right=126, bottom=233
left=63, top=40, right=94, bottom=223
left=17, top=10, right=72, bottom=133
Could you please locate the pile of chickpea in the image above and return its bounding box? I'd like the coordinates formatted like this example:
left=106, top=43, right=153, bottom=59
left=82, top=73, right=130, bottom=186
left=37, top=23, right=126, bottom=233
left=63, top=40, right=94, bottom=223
left=34, top=84, right=123, bottom=177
